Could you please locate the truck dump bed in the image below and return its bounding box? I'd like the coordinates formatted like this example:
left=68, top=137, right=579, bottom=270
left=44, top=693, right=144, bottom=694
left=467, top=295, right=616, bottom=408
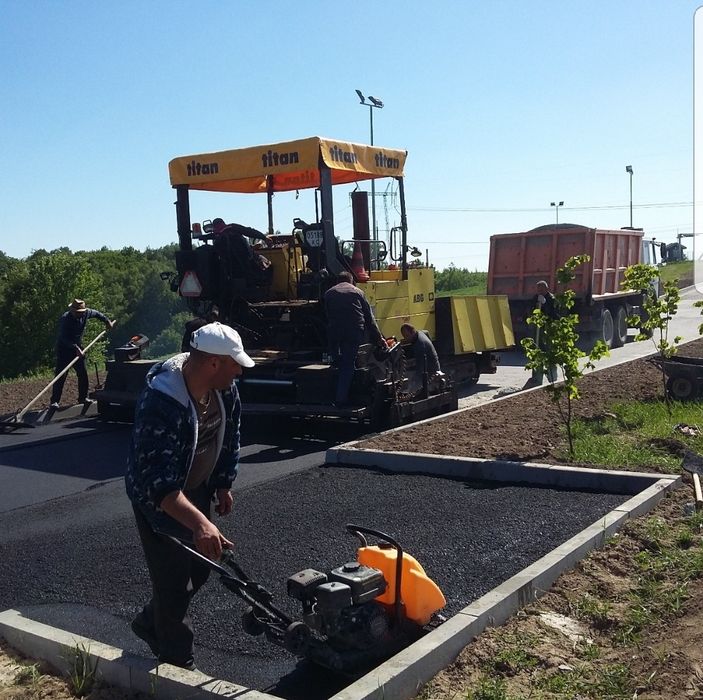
left=487, top=224, right=643, bottom=301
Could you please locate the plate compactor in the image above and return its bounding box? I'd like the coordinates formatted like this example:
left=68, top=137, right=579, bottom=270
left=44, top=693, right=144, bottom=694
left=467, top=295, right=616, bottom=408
left=173, top=524, right=446, bottom=674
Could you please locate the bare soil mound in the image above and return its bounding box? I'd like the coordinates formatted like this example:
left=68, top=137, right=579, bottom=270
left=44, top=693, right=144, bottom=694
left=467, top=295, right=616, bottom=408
left=363, top=338, right=703, bottom=465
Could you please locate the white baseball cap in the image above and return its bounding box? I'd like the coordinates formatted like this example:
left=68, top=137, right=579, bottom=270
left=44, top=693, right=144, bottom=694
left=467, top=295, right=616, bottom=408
left=190, top=322, right=255, bottom=367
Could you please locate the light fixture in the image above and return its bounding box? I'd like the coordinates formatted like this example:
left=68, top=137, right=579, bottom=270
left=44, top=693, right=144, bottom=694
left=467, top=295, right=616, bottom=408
left=355, top=90, right=385, bottom=244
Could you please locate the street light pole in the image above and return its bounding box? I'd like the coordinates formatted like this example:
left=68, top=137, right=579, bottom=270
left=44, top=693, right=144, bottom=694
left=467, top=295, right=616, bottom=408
left=625, top=165, right=633, bottom=228
left=550, top=200, right=564, bottom=225
left=355, top=90, right=384, bottom=242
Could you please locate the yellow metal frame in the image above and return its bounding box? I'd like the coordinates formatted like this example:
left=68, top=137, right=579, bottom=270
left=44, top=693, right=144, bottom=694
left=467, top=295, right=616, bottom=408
left=359, top=268, right=514, bottom=353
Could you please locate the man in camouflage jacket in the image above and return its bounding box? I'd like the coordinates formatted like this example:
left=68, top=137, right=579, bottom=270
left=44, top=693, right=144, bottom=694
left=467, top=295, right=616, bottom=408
left=125, top=322, right=253, bottom=671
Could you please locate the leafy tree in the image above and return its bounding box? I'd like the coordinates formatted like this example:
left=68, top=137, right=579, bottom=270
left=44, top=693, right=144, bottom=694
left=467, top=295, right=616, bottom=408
left=0, top=252, right=104, bottom=379
left=149, top=310, right=192, bottom=358
left=80, top=244, right=183, bottom=351
left=434, top=265, right=487, bottom=294
left=622, top=264, right=682, bottom=408
left=521, top=255, right=609, bottom=459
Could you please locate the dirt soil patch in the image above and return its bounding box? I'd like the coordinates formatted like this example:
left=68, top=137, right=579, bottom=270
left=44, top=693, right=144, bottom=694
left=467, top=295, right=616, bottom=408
left=0, top=639, right=147, bottom=699
left=0, top=372, right=106, bottom=422
left=363, top=338, right=703, bottom=465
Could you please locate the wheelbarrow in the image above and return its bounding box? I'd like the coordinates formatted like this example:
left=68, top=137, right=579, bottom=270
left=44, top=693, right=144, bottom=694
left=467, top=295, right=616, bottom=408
left=648, top=355, right=703, bottom=401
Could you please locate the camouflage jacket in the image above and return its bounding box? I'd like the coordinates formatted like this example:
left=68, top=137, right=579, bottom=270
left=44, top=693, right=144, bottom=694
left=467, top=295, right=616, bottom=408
left=125, top=354, right=241, bottom=529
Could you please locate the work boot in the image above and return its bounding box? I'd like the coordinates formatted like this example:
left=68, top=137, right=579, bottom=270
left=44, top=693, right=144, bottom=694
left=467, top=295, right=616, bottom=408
left=130, top=617, right=160, bottom=657
left=158, top=656, right=199, bottom=673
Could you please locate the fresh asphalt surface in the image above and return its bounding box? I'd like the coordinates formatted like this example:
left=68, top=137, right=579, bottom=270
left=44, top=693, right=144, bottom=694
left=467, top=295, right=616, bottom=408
left=0, top=417, right=627, bottom=698
left=0, top=288, right=700, bottom=698
left=0, top=457, right=626, bottom=698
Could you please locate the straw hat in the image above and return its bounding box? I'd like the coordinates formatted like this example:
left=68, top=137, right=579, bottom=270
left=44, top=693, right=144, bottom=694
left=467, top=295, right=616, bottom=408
left=68, top=299, right=88, bottom=313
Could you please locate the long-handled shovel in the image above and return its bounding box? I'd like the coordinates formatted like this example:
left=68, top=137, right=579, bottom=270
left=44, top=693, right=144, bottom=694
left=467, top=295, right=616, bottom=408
left=12, top=330, right=107, bottom=424
left=681, top=449, right=703, bottom=511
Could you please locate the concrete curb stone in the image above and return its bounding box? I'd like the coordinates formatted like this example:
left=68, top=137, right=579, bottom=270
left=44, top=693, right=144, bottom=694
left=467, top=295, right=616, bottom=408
left=0, top=608, right=278, bottom=699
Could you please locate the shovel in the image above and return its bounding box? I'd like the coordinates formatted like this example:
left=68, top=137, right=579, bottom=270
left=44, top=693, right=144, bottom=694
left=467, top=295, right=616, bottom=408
left=681, top=449, right=703, bottom=511
left=13, top=330, right=107, bottom=423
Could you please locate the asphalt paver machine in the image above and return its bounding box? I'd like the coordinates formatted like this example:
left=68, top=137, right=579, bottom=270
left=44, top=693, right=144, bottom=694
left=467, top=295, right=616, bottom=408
left=95, top=137, right=514, bottom=427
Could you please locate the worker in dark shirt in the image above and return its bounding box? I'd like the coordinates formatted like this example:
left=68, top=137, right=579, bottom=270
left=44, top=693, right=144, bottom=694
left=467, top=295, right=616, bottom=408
left=212, top=218, right=272, bottom=285
left=324, top=271, right=385, bottom=406
left=400, top=323, right=441, bottom=392
left=51, top=298, right=116, bottom=408
left=528, top=280, right=558, bottom=385
left=534, top=280, right=557, bottom=320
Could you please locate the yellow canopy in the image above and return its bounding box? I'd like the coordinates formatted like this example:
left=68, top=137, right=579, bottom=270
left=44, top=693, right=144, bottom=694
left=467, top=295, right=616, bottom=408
left=168, top=136, right=407, bottom=194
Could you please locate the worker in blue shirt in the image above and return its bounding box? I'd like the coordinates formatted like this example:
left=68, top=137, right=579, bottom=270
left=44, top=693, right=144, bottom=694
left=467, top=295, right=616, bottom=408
left=50, top=298, right=116, bottom=408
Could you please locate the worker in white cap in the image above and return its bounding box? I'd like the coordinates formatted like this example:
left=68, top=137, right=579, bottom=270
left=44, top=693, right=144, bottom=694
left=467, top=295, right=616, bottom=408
left=125, top=322, right=254, bottom=671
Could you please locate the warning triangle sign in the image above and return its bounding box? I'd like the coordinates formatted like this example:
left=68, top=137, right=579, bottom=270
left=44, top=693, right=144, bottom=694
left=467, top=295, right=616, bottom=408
left=179, top=270, right=202, bottom=297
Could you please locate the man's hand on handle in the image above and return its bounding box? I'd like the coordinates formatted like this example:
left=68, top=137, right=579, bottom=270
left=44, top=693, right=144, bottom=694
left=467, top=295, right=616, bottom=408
left=193, top=519, right=233, bottom=561
left=161, top=490, right=234, bottom=561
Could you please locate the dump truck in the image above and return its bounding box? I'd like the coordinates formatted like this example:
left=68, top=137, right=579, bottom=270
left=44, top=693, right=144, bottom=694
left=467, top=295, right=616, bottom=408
left=94, top=136, right=514, bottom=427
left=487, top=224, right=660, bottom=349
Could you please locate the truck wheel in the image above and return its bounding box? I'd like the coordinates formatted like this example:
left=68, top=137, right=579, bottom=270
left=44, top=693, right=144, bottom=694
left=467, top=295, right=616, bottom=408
left=666, top=376, right=696, bottom=401
left=464, top=364, right=480, bottom=387
left=612, top=306, right=628, bottom=348
left=599, top=309, right=614, bottom=349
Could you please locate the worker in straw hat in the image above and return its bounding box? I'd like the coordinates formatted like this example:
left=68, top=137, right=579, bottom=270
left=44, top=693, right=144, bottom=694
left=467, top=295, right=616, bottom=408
left=125, top=322, right=254, bottom=672
left=50, top=298, right=116, bottom=409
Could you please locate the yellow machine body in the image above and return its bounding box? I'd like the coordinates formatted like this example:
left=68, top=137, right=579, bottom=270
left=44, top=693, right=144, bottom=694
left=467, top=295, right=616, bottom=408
left=257, top=241, right=305, bottom=299
left=357, top=545, right=446, bottom=626
left=358, top=267, right=514, bottom=354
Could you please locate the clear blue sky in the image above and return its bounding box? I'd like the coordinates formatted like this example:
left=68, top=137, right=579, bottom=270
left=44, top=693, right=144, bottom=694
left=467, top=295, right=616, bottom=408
left=1, top=0, right=699, bottom=270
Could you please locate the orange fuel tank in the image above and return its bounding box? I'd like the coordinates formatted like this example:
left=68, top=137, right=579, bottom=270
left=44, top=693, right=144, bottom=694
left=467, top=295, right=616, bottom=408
left=357, top=545, right=445, bottom=625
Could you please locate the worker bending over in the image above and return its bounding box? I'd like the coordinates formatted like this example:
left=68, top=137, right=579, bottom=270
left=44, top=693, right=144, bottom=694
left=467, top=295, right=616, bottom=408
left=400, top=323, right=442, bottom=393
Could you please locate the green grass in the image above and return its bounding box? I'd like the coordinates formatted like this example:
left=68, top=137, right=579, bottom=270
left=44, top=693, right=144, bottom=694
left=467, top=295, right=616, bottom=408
left=659, top=260, right=693, bottom=286
left=465, top=676, right=514, bottom=700
left=437, top=284, right=486, bottom=297
left=563, top=400, right=703, bottom=472
left=13, top=661, right=41, bottom=685
left=486, top=633, right=540, bottom=675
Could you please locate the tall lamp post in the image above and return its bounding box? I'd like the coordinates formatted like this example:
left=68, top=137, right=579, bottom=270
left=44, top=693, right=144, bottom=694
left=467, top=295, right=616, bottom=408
left=625, top=165, right=634, bottom=228
left=355, top=89, right=384, bottom=242
left=550, top=200, right=564, bottom=225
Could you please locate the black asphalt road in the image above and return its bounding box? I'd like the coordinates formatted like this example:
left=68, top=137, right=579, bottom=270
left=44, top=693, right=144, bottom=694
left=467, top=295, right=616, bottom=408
left=0, top=424, right=627, bottom=698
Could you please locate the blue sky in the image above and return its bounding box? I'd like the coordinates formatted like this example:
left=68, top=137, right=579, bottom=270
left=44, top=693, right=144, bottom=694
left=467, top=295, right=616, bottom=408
left=1, top=1, right=699, bottom=270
